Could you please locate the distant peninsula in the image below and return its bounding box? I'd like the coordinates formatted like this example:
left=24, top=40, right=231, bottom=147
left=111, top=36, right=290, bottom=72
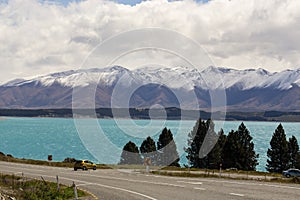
left=0, top=108, right=299, bottom=122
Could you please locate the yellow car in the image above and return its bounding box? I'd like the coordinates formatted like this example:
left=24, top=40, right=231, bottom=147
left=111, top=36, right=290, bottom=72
left=74, top=160, right=96, bottom=171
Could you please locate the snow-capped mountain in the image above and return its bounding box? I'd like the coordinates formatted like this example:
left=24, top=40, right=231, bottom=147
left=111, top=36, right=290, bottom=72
left=0, top=66, right=299, bottom=111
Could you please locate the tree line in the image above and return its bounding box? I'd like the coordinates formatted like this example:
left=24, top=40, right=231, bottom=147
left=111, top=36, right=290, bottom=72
left=185, top=119, right=259, bottom=170
left=119, top=127, right=180, bottom=167
left=267, top=123, right=300, bottom=172
left=120, top=119, right=300, bottom=172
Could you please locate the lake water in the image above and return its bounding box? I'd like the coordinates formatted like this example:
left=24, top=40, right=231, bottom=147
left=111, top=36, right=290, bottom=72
left=0, top=117, right=299, bottom=172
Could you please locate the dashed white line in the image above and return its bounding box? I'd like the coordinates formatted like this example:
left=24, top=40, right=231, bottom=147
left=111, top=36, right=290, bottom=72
left=194, top=187, right=206, bottom=191
left=229, top=193, right=245, bottom=197
left=177, top=181, right=203, bottom=185
left=69, top=172, right=185, bottom=188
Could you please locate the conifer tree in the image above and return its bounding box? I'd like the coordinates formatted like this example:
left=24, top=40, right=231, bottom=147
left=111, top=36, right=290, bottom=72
left=222, top=130, right=240, bottom=169
left=185, top=119, right=221, bottom=169
left=119, top=141, right=142, bottom=165
left=185, top=119, right=208, bottom=168
left=157, top=127, right=180, bottom=167
left=208, top=128, right=227, bottom=169
left=266, top=124, right=290, bottom=173
left=223, top=123, right=258, bottom=170
left=296, top=155, right=300, bottom=169
left=199, top=119, right=221, bottom=169
left=140, top=136, right=157, bottom=165
left=288, top=135, right=300, bottom=168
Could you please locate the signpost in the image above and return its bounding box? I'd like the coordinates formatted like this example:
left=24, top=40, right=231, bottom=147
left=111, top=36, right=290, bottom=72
left=144, top=157, right=151, bottom=173
left=48, top=155, right=52, bottom=162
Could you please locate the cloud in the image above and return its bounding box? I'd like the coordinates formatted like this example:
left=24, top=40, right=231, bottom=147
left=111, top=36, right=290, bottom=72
left=0, top=0, right=300, bottom=83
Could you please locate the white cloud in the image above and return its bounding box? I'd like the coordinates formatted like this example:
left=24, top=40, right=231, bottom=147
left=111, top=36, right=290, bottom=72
left=1, top=0, right=300, bottom=83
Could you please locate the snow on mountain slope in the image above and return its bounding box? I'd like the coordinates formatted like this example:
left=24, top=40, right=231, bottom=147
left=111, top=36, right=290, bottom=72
left=2, top=78, right=26, bottom=87
left=1, top=65, right=299, bottom=111
left=7, top=66, right=131, bottom=88
left=2, top=66, right=300, bottom=90
left=200, top=66, right=300, bottom=90
left=134, top=66, right=202, bottom=90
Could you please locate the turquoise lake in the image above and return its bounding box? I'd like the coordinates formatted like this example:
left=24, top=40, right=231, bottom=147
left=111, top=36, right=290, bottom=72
left=0, top=117, right=299, bottom=172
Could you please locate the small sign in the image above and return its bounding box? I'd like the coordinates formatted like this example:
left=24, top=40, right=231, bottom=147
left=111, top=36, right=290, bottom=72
left=48, top=155, right=53, bottom=161
left=144, top=157, right=151, bottom=166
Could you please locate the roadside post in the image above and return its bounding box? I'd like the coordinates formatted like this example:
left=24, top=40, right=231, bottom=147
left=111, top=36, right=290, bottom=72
left=48, top=155, right=52, bottom=166
left=219, top=163, right=222, bottom=177
left=144, top=157, right=151, bottom=173
left=188, top=157, right=191, bottom=173
left=56, top=175, right=60, bottom=192
left=73, top=181, right=78, bottom=200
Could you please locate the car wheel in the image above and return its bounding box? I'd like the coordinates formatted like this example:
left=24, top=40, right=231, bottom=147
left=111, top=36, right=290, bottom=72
left=74, top=168, right=77, bottom=171
left=93, top=166, right=96, bottom=170
left=83, top=166, right=87, bottom=171
left=286, top=174, right=291, bottom=178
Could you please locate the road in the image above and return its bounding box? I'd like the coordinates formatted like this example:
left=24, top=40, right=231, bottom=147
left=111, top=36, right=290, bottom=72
left=0, top=161, right=300, bottom=200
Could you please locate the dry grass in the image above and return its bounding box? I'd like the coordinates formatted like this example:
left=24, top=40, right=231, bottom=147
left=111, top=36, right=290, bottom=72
left=0, top=173, right=87, bottom=200
left=151, top=170, right=299, bottom=184
left=0, top=153, right=111, bottom=169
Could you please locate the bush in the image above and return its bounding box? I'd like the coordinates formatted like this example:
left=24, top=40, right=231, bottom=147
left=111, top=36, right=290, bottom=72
left=62, top=157, right=76, bottom=163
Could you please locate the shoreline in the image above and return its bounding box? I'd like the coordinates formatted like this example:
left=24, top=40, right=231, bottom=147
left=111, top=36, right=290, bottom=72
left=1, top=108, right=300, bottom=122
left=0, top=115, right=300, bottom=123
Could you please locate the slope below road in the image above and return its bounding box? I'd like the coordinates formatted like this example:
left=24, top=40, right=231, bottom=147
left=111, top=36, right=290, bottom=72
left=0, top=161, right=299, bottom=200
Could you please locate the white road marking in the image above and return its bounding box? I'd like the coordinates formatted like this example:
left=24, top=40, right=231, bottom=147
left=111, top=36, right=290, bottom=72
left=2, top=162, right=300, bottom=198
left=69, top=171, right=186, bottom=188
left=229, top=193, right=245, bottom=197
left=5, top=171, right=158, bottom=200
left=67, top=178, right=158, bottom=200
left=135, top=172, right=300, bottom=192
left=1, top=165, right=184, bottom=190
left=92, top=182, right=158, bottom=200
left=76, top=183, right=95, bottom=187
left=177, top=181, right=203, bottom=185
left=194, top=187, right=206, bottom=190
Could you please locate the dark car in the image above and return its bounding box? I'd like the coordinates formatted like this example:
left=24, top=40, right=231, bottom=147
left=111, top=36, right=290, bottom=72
left=282, top=169, right=300, bottom=178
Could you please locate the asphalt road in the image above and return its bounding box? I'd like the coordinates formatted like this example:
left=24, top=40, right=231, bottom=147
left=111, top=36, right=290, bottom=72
left=0, top=161, right=300, bottom=200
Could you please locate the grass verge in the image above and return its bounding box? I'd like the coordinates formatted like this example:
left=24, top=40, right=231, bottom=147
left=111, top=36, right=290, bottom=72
left=151, top=170, right=300, bottom=184
left=0, top=153, right=111, bottom=169
left=159, top=166, right=282, bottom=177
left=0, top=173, right=87, bottom=200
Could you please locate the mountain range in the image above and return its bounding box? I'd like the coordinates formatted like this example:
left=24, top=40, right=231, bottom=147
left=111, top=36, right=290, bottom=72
left=0, top=66, right=299, bottom=111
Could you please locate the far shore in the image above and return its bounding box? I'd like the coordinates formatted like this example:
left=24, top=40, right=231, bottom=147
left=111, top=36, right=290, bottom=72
left=1, top=108, right=300, bottom=122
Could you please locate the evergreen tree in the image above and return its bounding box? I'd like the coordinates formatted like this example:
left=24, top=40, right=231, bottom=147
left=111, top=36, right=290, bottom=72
left=222, top=130, right=240, bottom=169
left=238, top=123, right=259, bottom=170
left=208, top=129, right=227, bottom=169
left=157, top=127, right=180, bottom=167
left=185, top=118, right=203, bottom=168
left=223, top=123, right=258, bottom=170
left=140, top=136, right=157, bottom=165
left=199, top=119, right=221, bottom=169
left=119, top=141, right=142, bottom=165
left=185, top=119, right=221, bottom=169
left=295, top=154, right=300, bottom=169
left=266, top=124, right=290, bottom=173
left=288, top=135, right=300, bottom=168
left=185, top=119, right=207, bottom=168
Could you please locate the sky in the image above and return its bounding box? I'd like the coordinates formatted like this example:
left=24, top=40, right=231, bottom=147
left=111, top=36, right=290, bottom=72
left=1, top=0, right=300, bottom=83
